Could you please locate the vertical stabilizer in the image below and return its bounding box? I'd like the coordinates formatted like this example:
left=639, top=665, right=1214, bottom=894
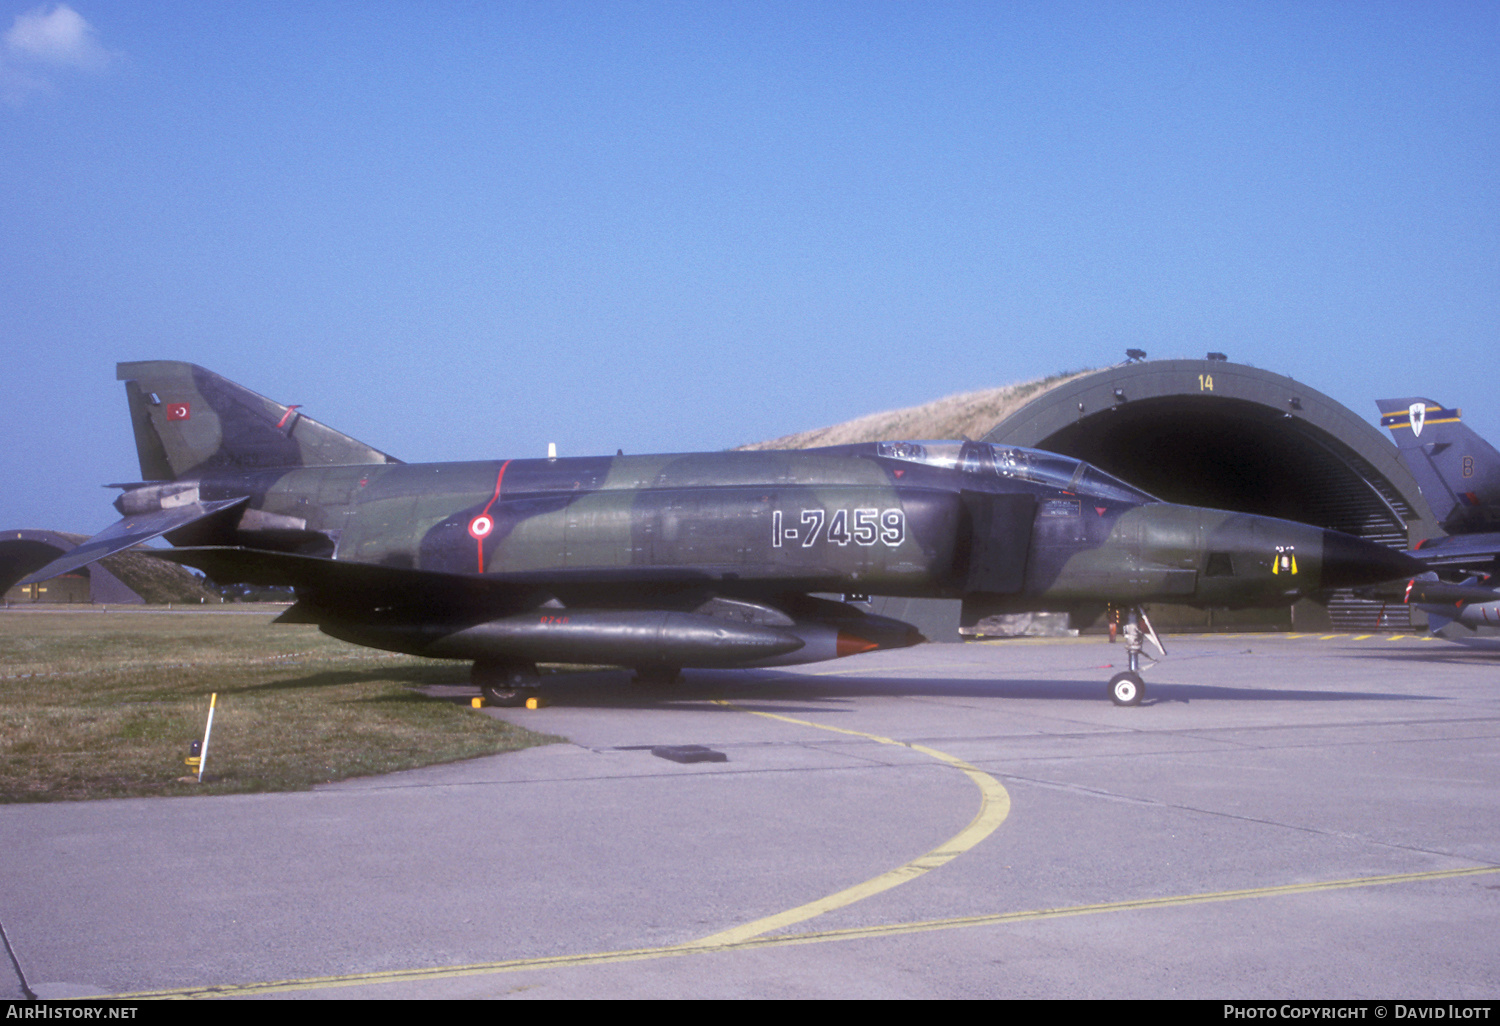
left=1377, top=398, right=1500, bottom=534
left=117, top=361, right=401, bottom=481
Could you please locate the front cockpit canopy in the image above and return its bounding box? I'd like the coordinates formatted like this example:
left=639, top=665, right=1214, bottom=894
left=876, top=440, right=1158, bottom=504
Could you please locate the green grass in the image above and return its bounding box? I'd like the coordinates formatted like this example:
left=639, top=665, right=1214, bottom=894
left=0, top=608, right=562, bottom=802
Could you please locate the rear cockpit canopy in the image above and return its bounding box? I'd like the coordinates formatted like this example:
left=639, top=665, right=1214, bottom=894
left=875, top=441, right=1157, bottom=504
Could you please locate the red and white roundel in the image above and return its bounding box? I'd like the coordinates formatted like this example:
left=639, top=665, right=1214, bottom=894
left=468, top=515, right=494, bottom=540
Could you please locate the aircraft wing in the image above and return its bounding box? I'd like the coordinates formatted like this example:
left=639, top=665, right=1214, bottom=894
left=1411, top=532, right=1500, bottom=574
left=18, top=498, right=250, bottom=586
left=154, top=545, right=848, bottom=620
left=154, top=546, right=517, bottom=619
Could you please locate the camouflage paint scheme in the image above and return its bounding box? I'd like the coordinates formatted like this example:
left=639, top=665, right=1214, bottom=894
left=1378, top=398, right=1500, bottom=537
left=27, top=362, right=1421, bottom=697
left=1376, top=398, right=1500, bottom=634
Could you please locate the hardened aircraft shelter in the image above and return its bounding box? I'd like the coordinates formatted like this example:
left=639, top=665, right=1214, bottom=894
left=983, top=358, right=1434, bottom=630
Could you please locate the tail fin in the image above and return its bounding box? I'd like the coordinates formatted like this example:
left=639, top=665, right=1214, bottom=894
left=117, top=361, right=401, bottom=481
left=1376, top=398, right=1500, bottom=534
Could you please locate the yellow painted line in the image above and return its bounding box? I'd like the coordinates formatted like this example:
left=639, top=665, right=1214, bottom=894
left=973, top=636, right=1099, bottom=646
left=757, top=864, right=1500, bottom=946
left=686, top=702, right=1011, bottom=947
left=798, top=663, right=929, bottom=677
left=117, top=864, right=1500, bottom=999
left=1318, top=634, right=1344, bottom=640
left=1387, top=635, right=1410, bottom=641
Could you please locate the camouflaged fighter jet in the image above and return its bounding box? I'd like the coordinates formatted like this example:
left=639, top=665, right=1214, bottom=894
left=23, top=362, right=1422, bottom=706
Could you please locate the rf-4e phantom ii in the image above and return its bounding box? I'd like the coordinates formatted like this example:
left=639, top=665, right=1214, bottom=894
left=24, top=362, right=1422, bottom=706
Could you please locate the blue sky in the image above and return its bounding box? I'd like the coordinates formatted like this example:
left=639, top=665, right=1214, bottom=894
left=2, top=1, right=1496, bottom=533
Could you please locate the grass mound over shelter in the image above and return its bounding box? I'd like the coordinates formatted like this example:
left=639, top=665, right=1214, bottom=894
left=738, top=370, right=1092, bottom=450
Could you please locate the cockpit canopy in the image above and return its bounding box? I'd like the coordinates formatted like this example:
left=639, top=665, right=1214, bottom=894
left=875, top=440, right=1158, bottom=505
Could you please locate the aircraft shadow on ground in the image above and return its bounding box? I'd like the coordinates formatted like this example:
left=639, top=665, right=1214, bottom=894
left=1341, top=643, right=1500, bottom=666
left=475, top=671, right=1438, bottom=711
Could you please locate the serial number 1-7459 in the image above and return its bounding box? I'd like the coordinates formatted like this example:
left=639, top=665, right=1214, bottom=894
left=772, top=508, right=905, bottom=548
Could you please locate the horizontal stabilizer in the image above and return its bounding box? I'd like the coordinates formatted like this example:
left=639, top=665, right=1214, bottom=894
left=19, top=498, right=249, bottom=585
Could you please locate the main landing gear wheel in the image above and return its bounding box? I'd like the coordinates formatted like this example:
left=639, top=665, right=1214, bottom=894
left=1109, top=671, right=1144, bottom=706
left=473, top=660, right=542, bottom=708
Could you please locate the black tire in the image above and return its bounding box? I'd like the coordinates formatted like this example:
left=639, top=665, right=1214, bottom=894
left=481, top=686, right=526, bottom=708
left=1109, top=671, right=1144, bottom=706
left=473, top=660, right=541, bottom=707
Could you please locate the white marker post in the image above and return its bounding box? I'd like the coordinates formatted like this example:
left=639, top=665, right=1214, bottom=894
left=197, top=693, right=218, bottom=783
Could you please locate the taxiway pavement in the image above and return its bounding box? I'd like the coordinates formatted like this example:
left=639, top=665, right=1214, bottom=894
left=2, top=633, right=1497, bottom=999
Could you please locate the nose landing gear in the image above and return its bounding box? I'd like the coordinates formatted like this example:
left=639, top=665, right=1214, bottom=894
left=1109, top=607, right=1165, bottom=706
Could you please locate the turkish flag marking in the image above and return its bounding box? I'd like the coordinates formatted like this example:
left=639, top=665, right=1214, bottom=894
left=166, top=403, right=191, bottom=421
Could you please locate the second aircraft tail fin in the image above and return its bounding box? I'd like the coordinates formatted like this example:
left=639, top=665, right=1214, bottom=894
left=1376, top=398, right=1500, bottom=534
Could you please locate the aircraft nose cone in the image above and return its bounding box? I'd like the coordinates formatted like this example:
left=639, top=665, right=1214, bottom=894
left=1319, top=530, right=1425, bottom=589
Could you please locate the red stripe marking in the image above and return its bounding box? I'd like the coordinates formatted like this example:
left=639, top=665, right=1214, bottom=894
left=275, top=405, right=302, bottom=429
left=475, top=460, right=512, bottom=573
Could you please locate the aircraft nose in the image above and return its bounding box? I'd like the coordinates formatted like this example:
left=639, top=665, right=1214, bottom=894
left=1319, top=529, right=1425, bottom=590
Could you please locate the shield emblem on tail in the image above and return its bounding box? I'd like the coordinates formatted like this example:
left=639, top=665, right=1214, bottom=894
left=1409, top=402, right=1426, bottom=437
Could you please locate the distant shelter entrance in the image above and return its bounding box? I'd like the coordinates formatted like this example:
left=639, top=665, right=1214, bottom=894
left=983, top=359, right=1433, bottom=631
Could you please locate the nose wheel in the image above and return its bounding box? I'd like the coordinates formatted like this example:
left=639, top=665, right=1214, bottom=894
left=1109, top=671, right=1144, bottom=706
left=1107, top=607, right=1164, bottom=706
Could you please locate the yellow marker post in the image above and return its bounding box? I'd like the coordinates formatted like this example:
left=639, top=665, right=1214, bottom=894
left=197, top=693, right=218, bottom=783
